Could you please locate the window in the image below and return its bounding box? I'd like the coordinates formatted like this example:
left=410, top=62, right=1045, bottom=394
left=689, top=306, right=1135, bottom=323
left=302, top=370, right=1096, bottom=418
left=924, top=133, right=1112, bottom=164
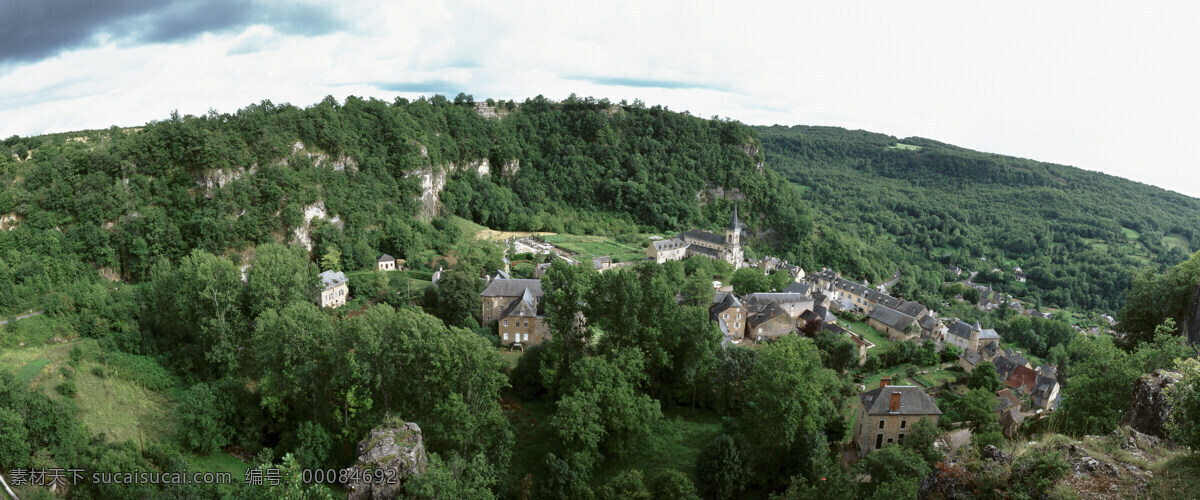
left=878, top=420, right=885, bottom=430
left=758, top=328, right=763, bottom=334
left=900, top=420, right=907, bottom=430
left=723, top=313, right=728, bottom=319
left=524, top=320, right=529, bottom=327
left=503, top=320, right=508, bottom=327
left=898, top=434, right=905, bottom=444
left=887, top=438, right=894, bottom=444
left=524, top=333, right=529, bottom=342
left=875, top=434, right=883, bottom=450
left=503, top=333, right=508, bottom=341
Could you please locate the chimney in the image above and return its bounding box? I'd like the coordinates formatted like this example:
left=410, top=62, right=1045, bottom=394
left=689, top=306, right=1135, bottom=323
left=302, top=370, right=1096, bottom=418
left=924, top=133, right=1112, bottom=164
left=889, top=393, right=901, bottom=412
left=880, top=376, right=891, bottom=389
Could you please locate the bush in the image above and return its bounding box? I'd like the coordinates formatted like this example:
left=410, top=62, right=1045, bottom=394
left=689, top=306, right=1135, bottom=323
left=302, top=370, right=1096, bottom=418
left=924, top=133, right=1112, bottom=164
left=1011, top=450, right=1070, bottom=497
left=91, top=366, right=106, bottom=378
left=69, top=345, right=83, bottom=366
left=56, top=379, right=76, bottom=398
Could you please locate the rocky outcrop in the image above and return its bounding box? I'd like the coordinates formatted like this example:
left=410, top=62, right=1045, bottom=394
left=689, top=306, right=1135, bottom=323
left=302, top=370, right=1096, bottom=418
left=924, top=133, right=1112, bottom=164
left=194, top=166, right=256, bottom=191
left=291, top=201, right=343, bottom=251
left=1180, top=283, right=1200, bottom=345
left=409, top=160, right=491, bottom=220
left=1121, top=369, right=1181, bottom=438
left=695, top=185, right=746, bottom=206
left=344, top=420, right=427, bottom=500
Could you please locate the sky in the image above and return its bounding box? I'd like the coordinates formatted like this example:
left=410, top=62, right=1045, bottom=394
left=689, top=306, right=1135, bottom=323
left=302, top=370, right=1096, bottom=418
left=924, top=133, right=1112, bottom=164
left=2, top=0, right=1198, bottom=197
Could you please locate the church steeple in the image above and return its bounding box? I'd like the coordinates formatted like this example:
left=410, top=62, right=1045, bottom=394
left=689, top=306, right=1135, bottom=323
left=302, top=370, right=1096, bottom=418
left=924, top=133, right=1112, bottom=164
left=725, top=205, right=741, bottom=247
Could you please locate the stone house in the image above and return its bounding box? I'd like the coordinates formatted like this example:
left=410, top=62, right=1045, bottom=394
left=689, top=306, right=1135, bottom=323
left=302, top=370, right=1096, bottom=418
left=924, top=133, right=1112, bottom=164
left=646, top=238, right=689, bottom=264
left=868, top=305, right=919, bottom=342
left=480, top=278, right=544, bottom=325
left=743, top=293, right=814, bottom=321
left=746, top=302, right=795, bottom=342
left=1030, top=374, right=1061, bottom=410
left=710, top=292, right=747, bottom=340
left=853, top=378, right=942, bottom=457
left=945, top=320, right=1000, bottom=352
left=959, top=348, right=983, bottom=372
left=318, top=270, right=349, bottom=308
left=498, top=287, right=550, bottom=347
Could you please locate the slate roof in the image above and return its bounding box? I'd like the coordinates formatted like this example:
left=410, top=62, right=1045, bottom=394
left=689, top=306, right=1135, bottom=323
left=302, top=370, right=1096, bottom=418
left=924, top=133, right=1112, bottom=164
left=823, top=323, right=851, bottom=336
left=992, top=356, right=1020, bottom=381
left=488, top=270, right=512, bottom=281
left=727, top=205, right=740, bottom=231
left=961, top=349, right=983, bottom=366
left=918, top=315, right=939, bottom=331
left=800, top=309, right=820, bottom=323
left=1031, top=375, right=1059, bottom=408
left=679, top=230, right=727, bottom=247
left=501, top=288, right=541, bottom=318
left=859, top=385, right=942, bottom=416
left=895, top=300, right=928, bottom=319
left=783, top=282, right=812, bottom=295
left=686, top=244, right=722, bottom=259
left=377, top=254, right=395, bottom=263
left=747, top=302, right=791, bottom=328
left=710, top=293, right=744, bottom=316
left=868, top=304, right=917, bottom=331
left=318, top=270, right=348, bottom=290
left=979, top=328, right=1001, bottom=340
left=651, top=238, right=688, bottom=251
left=744, top=293, right=813, bottom=307
left=981, top=342, right=1000, bottom=358
left=814, top=304, right=836, bottom=323
left=947, top=320, right=980, bottom=340
left=481, top=278, right=544, bottom=297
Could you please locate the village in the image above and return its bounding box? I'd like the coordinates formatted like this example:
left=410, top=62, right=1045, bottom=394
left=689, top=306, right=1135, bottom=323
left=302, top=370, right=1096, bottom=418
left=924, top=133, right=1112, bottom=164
left=309, top=208, right=1066, bottom=462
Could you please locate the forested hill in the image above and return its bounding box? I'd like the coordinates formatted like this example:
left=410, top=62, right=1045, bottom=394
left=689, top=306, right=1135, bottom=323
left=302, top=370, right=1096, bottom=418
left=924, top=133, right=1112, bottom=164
left=757, top=124, right=1200, bottom=314
left=0, top=95, right=813, bottom=313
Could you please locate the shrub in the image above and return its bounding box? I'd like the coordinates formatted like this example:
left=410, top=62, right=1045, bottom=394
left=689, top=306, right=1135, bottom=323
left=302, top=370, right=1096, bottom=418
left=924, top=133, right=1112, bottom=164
left=1011, top=450, right=1070, bottom=497
left=68, top=345, right=83, bottom=366
left=56, top=379, right=76, bottom=398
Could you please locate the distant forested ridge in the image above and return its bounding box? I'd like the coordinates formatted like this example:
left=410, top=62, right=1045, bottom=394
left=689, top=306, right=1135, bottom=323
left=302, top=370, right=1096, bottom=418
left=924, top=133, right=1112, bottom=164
left=758, top=125, right=1200, bottom=314
left=0, top=95, right=812, bottom=313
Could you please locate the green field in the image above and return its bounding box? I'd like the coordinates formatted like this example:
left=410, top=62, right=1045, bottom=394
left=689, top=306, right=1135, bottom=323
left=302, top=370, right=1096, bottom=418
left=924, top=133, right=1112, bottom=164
left=498, top=349, right=523, bottom=370
left=450, top=215, right=489, bottom=236
left=792, top=184, right=814, bottom=196
left=1165, top=233, right=1191, bottom=252
left=542, top=234, right=644, bottom=262
left=1122, top=227, right=1140, bottom=240
left=838, top=318, right=890, bottom=348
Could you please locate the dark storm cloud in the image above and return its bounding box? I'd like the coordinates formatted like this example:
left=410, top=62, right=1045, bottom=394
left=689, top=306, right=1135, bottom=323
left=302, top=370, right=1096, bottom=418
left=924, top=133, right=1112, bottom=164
left=0, top=0, right=345, bottom=65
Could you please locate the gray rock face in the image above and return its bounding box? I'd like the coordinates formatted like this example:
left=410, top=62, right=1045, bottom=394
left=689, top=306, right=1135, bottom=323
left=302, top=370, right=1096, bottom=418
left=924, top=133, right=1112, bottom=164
left=1120, top=369, right=1181, bottom=438
left=344, top=421, right=427, bottom=500
left=1181, top=283, right=1200, bottom=346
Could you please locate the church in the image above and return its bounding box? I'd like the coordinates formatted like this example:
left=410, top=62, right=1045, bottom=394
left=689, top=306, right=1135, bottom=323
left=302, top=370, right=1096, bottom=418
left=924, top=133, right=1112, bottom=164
left=647, top=206, right=745, bottom=269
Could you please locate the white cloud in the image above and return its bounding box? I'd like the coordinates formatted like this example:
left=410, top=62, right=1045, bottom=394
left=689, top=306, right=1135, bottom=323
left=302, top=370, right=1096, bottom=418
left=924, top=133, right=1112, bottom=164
left=1, top=0, right=1198, bottom=196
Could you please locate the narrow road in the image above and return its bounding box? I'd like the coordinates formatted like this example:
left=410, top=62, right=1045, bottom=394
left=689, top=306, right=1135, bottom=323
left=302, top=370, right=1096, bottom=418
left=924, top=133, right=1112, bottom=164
left=0, top=310, right=44, bottom=326
left=880, top=270, right=901, bottom=290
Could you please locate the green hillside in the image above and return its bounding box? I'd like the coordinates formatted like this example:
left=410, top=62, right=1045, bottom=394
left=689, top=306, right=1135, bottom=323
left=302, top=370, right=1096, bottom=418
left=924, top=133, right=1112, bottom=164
left=757, top=125, right=1200, bottom=314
